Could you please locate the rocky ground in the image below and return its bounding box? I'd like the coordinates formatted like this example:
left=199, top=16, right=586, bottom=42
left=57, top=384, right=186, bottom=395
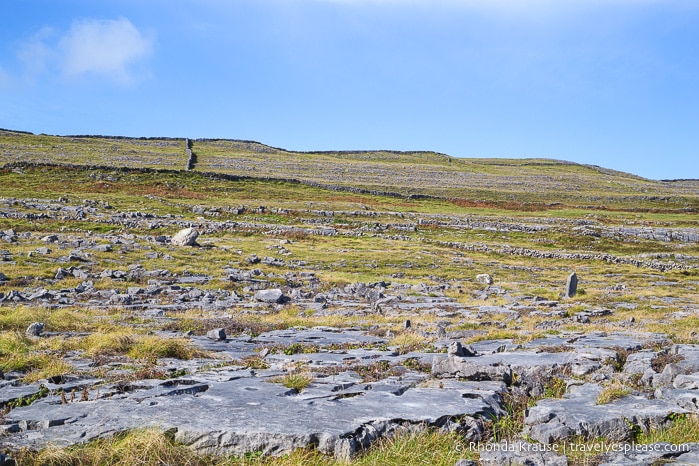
left=0, top=163, right=698, bottom=465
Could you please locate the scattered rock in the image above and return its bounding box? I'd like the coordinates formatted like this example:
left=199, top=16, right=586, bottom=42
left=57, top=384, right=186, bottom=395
left=254, top=289, right=287, bottom=304
left=25, top=322, right=44, bottom=337
left=206, top=328, right=227, bottom=341
left=0, top=452, right=16, bottom=466
left=171, top=228, right=199, bottom=247
left=476, top=274, right=494, bottom=285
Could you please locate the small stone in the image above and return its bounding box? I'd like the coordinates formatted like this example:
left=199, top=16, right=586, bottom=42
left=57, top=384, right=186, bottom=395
left=26, top=322, right=44, bottom=337
left=476, top=274, right=493, bottom=285
left=171, top=228, right=199, bottom=247
left=246, top=254, right=261, bottom=264
left=565, top=272, right=578, bottom=298
left=0, top=272, right=7, bottom=282
left=0, top=452, right=16, bottom=466
left=206, top=328, right=226, bottom=340
left=93, top=244, right=112, bottom=252
left=448, top=341, right=465, bottom=356
left=404, top=319, right=411, bottom=329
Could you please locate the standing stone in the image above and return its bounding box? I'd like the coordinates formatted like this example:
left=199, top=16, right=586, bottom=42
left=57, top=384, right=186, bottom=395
left=476, top=274, right=493, bottom=285
left=171, top=228, right=199, bottom=247
left=26, top=322, right=44, bottom=337
left=565, top=272, right=578, bottom=298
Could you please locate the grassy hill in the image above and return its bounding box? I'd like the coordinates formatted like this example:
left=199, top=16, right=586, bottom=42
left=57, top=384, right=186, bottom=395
left=1, top=129, right=697, bottom=212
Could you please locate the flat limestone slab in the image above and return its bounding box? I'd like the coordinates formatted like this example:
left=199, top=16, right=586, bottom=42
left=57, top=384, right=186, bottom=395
left=3, top=373, right=506, bottom=460
left=524, top=383, right=690, bottom=444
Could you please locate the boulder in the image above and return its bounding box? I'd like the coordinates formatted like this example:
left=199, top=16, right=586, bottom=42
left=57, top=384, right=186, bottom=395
left=26, top=322, right=44, bottom=337
left=206, top=328, right=227, bottom=341
left=171, top=228, right=199, bottom=247
left=476, top=274, right=493, bottom=285
left=254, top=289, right=286, bottom=304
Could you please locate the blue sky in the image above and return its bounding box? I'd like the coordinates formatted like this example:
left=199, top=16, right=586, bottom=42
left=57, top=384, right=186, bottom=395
left=1, top=0, right=697, bottom=180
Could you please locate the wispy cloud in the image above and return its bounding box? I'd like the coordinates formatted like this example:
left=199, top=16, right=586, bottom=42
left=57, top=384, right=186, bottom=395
left=58, top=18, right=154, bottom=84
left=9, top=17, right=153, bottom=86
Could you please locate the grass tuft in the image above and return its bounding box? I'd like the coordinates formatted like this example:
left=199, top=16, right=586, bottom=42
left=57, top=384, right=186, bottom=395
left=596, top=383, right=632, bottom=405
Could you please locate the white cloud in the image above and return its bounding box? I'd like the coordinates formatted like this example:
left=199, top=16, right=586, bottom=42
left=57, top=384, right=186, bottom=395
left=58, top=18, right=153, bottom=84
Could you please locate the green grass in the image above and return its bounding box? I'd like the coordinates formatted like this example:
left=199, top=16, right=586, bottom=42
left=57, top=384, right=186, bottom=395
left=3, top=130, right=699, bottom=213
left=596, top=384, right=632, bottom=405
left=268, top=373, right=314, bottom=392
left=14, top=427, right=475, bottom=466
left=0, top=131, right=698, bottom=465
left=636, top=414, right=699, bottom=444
left=0, top=332, right=73, bottom=381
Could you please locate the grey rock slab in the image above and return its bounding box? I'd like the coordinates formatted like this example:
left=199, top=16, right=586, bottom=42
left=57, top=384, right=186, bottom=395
left=0, top=377, right=101, bottom=408
left=654, top=387, right=699, bottom=412
left=598, top=442, right=699, bottom=466
left=3, top=373, right=502, bottom=459
left=264, top=348, right=395, bottom=369
left=524, top=332, right=668, bottom=353
left=433, top=349, right=581, bottom=382
left=479, top=441, right=568, bottom=466
left=675, top=444, right=699, bottom=465
left=468, top=339, right=518, bottom=355
left=0, top=384, right=45, bottom=408
left=252, top=327, right=387, bottom=348
left=673, top=374, right=699, bottom=389
left=623, top=350, right=656, bottom=377
left=253, top=288, right=286, bottom=304
left=524, top=383, right=689, bottom=444
left=190, top=334, right=256, bottom=355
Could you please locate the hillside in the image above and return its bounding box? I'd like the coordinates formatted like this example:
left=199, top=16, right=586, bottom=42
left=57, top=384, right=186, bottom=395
left=2, top=129, right=697, bottom=212
left=0, top=128, right=698, bottom=466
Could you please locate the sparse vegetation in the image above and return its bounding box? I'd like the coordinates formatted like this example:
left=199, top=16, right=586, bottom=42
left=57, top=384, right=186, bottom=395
left=0, top=130, right=697, bottom=465
left=596, top=383, right=632, bottom=405
left=268, top=373, right=314, bottom=392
